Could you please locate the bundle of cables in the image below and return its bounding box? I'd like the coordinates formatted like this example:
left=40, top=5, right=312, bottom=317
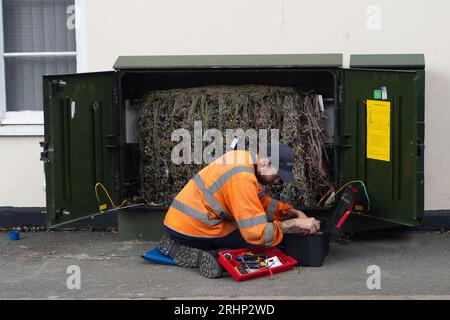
left=317, top=180, right=371, bottom=213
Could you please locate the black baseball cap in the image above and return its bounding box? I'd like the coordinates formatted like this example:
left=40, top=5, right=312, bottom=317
left=263, top=143, right=295, bottom=183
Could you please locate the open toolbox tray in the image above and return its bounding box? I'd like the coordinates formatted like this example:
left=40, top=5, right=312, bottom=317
left=218, top=247, right=297, bottom=282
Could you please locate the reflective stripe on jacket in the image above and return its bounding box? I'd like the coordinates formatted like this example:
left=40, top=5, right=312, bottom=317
left=257, top=185, right=293, bottom=222
left=164, top=150, right=293, bottom=246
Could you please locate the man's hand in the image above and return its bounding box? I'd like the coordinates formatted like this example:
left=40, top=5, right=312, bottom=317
left=289, top=208, right=308, bottom=219
left=281, top=217, right=321, bottom=235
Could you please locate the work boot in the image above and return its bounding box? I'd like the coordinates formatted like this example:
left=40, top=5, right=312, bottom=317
left=199, top=250, right=224, bottom=279
left=159, top=234, right=201, bottom=268
left=159, top=235, right=223, bottom=278
left=159, top=234, right=177, bottom=257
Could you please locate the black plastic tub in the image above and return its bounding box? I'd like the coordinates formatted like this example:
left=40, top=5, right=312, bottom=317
left=281, top=231, right=329, bottom=267
left=280, top=221, right=330, bottom=267
left=279, top=190, right=356, bottom=267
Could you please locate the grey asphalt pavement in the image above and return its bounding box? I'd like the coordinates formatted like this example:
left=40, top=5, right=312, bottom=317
left=0, top=230, right=449, bottom=299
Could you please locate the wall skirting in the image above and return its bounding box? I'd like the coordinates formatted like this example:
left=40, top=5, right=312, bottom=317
left=0, top=207, right=449, bottom=232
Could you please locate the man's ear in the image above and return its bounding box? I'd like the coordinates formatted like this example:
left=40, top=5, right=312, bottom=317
left=260, top=157, right=270, bottom=167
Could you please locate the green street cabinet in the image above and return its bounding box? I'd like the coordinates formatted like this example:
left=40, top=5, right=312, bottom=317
left=41, top=53, right=425, bottom=239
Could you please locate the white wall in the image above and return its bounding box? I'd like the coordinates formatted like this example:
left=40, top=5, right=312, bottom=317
left=0, top=0, right=449, bottom=209
left=0, top=137, right=45, bottom=206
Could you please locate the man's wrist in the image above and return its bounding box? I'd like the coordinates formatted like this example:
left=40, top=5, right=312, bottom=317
left=290, top=208, right=308, bottom=219
left=281, top=219, right=298, bottom=234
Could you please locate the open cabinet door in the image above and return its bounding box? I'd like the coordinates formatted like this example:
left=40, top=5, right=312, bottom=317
left=42, top=72, right=120, bottom=227
left=341, top=66, right=425, bottom=226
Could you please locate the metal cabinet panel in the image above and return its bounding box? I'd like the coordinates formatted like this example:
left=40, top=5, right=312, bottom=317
left=43, top=72, right=119, bottom=226
left=350, top=54, right=425, bottom=70
left=113, top=54, right=343, bottom=70
left=341, top=68, right=425, bottom=226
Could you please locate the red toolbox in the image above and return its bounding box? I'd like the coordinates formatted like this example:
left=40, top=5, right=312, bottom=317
left=218, top=247, right=297, bottom=282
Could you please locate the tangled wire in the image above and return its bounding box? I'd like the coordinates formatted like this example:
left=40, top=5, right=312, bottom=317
left=138, top=85, right=333, bottom=207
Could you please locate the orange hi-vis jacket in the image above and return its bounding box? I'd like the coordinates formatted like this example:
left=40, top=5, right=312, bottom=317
left=164, top=150, right=293, bottom=247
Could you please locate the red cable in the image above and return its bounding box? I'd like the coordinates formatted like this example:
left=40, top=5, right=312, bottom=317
left=336, top=199, right=356, bottom=229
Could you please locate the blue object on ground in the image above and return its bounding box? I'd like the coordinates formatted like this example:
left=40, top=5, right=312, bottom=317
left=8, top=231, right=20, bottom=241
left=142, top=247, right=176, bottom=266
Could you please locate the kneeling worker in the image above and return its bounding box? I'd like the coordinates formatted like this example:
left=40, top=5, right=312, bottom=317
left=159, top=143, right=321, bottom=278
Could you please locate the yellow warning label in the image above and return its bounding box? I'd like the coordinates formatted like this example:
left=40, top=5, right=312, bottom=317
left=367, top=100, right=391, bottom=162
